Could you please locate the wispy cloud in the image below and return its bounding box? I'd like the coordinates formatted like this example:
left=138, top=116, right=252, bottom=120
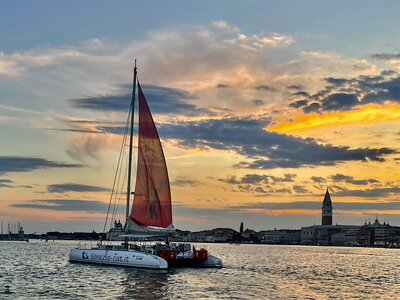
left=171, top=178, right=202, bottom=187
left=11, top=199, right=109, bottom=213
left=69, top=84, right=210, bottom=116
left=371, top=52, right=400, bottom=61
left=0, top=179, right=13, bottom=188
left=329, top=173, right=379, bottom=186
left=47, top=183, right=110, bottom=193
left=0, top=156, right=83, bottom=175
left=333, top=187, right=399, bottom=198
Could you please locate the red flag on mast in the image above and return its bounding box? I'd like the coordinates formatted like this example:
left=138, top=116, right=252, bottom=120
left=130, top=83, right=172, bottom=228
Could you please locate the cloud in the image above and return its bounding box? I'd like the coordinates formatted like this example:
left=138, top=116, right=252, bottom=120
left=289, top=99, right=308, bottom=108
left=310, top=176, right=326, bottom=183
left=216, top=84, right=229, bottom=88
left=171, top=179, right=202, bottom=187
left=47, top=183, right=110, bottom=193
left=255, top=85, right=276, bottom=91
left=288, top=72, right=400, bottom=114
left=321, top=93, right=359, bottom=111
left=220, top=173, right=296, bottom=185
left=0, top=179, right=13, bottom=188
left=157, top=117, right=396, bottom=169
left=252, top=99, right=265, bottom=106
left=287, top=84, right=304, bottom=90
left=0, top=156, right=83, bottom=175
left=302, top=102, right=322, bottom=113
left=291, top=91, right=309, bottom=97
left=293, top=185, right=308, bottom=193
left=333, top=187, right=399, bottom=198
left=271, top=102, right=399, bottom=134
left=329, top=173, right=379, bottom=185
left=11, top=199, right=109, bottom=213
left=361, top=75, right=400, bottom=105
left=70, top=84, right=211, bottom=116
left=371, top=53, right=400, bottom=61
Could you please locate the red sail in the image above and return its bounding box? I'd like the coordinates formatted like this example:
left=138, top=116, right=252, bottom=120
left=130, top=83, right=172, bottom=228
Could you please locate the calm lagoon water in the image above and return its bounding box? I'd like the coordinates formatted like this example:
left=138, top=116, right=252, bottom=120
left=0, top=240, right=399, bottom=299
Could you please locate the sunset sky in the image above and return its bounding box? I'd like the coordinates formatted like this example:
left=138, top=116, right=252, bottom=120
left=0, top=1, right=399, bottom=233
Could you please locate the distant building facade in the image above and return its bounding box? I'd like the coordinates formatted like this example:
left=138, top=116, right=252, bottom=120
left=302, top=225, right=359, bottom=245
left=260, top=229, right=301, bottom=244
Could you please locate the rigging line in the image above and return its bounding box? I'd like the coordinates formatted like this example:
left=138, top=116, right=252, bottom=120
left=102, top=103, right=132, bottom=234
left=110, top=128, right=130, bottom=226
left=109, top=125, right=129, bottom=228
left=110, top=144, right=126, bottom=223
left=111, top=156, right=128, bottom=225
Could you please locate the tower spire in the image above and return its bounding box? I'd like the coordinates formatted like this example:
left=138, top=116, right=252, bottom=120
left=322, top=188, right=333, bottom=225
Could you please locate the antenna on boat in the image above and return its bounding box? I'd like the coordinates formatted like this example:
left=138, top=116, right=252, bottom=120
left=126, top=59, right=137, bottom=241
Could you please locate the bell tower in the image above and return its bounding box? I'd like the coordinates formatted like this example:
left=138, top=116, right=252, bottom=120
left=322, top=189, right=333, bottom=225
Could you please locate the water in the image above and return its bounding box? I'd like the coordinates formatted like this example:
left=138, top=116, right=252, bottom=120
left=0, top=241, right=399, bottom=299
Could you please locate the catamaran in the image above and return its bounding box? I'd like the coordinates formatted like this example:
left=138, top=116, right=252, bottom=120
left=69, top=61, right=223, bottom=269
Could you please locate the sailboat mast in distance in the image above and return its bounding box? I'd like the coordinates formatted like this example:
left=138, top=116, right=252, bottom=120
left=126, top=59, right=137, bottom=225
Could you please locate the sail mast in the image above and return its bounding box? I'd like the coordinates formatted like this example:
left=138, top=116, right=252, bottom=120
left=126, top=59, right=137, bottom=227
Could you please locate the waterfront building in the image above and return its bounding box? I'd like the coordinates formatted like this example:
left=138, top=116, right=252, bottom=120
left=260, top=229, right=301, bottom=244
left=331, top=229, right=359, bottom=246
left=301, top=225, right=359, bottom=245
left=357, top=218, right=400, bottom=246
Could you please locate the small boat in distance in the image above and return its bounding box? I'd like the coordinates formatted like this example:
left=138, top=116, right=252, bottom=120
left=69, top=61, right=223, bottom=269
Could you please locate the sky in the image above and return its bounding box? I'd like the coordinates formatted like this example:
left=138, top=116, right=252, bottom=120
left=0, top=1, right=399, bottom=234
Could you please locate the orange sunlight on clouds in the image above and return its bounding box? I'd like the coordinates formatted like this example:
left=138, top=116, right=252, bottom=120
left=268, top=103, right=399, bottom=134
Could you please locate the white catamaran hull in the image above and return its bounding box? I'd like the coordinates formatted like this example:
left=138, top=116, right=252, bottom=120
left=197, top=254, right=223, bottom=268
left=69, top=248, right=168, bottom=269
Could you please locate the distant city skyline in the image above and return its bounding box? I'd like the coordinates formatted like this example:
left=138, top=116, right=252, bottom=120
left=0, top=1, right=399, bottom=233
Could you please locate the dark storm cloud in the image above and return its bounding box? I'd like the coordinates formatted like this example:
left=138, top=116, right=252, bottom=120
left=289, top=99, right=308, bottom=108
left=371, top=53, right=400, bottom=60
left=11, top=199, right=109, bottom=213
left=0, top=156, right=83, bottom=175
left=70, top=84, right=212, bottom=116
left=0, top=179, right=13, bottom=188
left=329, top=174, right=379, bottom=185
left=310, top=176, right=326, bottom=183
left=157, top=117, right=396, bottom=169
left=47, top=183, right=110, bottom=193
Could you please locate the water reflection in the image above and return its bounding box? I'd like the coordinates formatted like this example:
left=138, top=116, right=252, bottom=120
left=1, top=241, right=398, bottom=299
left=120, top=269, right=170, bottom=300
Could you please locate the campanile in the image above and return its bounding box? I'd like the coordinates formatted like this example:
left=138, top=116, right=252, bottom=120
left=322, top=189, right=333, bottom=225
